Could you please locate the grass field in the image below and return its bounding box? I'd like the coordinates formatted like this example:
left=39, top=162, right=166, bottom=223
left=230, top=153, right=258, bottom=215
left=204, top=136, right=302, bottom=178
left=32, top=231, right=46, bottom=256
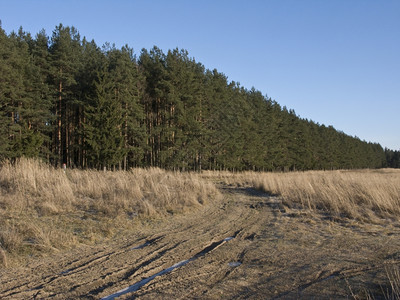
left=2, top=159, right=400, bottom=267
left=0, top=158, right=221, bottom=266
left=207, top=169, right=400, bottom=298
left=208, top=168, right=400, bottom=223
left=1, top=160, right=400, bottom=298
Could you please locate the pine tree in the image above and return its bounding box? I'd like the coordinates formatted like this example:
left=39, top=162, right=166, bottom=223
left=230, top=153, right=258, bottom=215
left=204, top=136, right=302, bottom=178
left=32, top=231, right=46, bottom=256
left=0, top=27, right=45, bottom=159
left=163, top=49, right=206, bottom=170
left=139, top=47, right=169, bottom=168
left=0, top=23, right=12, bottom=158
left=75, top=37, right=105, bottom=167
left=84, top=64, right=125, bottom=169
left=106, top=45, right=146, bottom=169
left=241, top=89, right=271, bottom=170
left=49, top=24, right=82, bottom=167
left=21, top=29, right=54, bottom=159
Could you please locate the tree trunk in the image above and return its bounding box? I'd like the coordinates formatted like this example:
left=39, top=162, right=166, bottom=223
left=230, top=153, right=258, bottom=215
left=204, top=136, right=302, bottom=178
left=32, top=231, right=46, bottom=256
left=58, top=75, right=62, bottom=167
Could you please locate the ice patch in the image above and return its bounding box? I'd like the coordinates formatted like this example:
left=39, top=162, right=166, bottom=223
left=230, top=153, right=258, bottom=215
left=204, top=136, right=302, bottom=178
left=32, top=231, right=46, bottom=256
left=101, top=259, right=192, bottom=300
left=131, top=242, right=150, bottom=250
left=101, top=234, right=237, bottom=300
left=228, top=261, right=242, bottom=267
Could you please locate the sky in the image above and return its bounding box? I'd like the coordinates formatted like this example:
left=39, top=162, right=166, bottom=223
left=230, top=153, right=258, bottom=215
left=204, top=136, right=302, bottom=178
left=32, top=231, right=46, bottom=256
left=1, top=0, right=399, bottom=150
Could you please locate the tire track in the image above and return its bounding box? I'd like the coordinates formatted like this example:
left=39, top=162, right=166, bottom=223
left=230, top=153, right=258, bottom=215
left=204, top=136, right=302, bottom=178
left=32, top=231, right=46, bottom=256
left=1, top=185, right=399, bottom=299
left=101, top=232, right=240, bottom=300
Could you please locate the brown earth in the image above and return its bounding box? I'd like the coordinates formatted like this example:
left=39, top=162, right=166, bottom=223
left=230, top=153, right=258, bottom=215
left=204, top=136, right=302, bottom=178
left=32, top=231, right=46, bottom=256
left=1, top=184, right=400, bottom=299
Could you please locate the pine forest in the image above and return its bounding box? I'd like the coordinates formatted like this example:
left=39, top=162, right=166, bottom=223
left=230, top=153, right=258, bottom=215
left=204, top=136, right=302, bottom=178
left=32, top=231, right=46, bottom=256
left=1, top=24, right=398, bottom=171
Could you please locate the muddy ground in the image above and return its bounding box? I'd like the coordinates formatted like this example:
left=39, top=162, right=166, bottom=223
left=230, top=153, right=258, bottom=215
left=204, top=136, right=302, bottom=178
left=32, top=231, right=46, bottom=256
left=1, top=185, right=400, bottom=299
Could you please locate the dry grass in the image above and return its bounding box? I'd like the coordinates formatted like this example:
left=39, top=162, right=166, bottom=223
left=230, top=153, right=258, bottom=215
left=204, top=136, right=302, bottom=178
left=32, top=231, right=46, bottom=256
left=206, top=169, right=400, bottom=298
left=383, top=264, right=400, bottom=300
left=0, top=248, right=7, bottom=267
left=206, top=169, right=400, bottom=222
left=0, top=158, right=221, bottom=266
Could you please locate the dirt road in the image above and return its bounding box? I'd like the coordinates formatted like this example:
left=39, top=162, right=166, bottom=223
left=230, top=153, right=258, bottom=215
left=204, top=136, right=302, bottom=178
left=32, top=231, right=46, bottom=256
left=1, top=185, right=400, bottom=299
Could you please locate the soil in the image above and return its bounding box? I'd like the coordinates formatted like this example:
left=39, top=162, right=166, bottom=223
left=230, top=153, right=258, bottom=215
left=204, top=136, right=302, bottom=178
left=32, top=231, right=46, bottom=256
left=1, top=184, right=400, bottom=299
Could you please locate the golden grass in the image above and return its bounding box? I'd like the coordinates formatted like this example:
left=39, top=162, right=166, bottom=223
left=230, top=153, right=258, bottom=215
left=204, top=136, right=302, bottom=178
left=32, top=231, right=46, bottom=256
left=384, top=264, right=400, bottom=300
left=206, top=169, right=400, bottom=222
left=205, top=169, right=400, bottom=297
left=0, top=158, right=221, bottom=266
left=2, top=159, right=399, bottom=271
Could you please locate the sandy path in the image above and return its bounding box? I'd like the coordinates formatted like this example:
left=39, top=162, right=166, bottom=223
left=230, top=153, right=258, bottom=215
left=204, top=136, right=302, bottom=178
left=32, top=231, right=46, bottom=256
left=1, top=185, right=400, bottom=299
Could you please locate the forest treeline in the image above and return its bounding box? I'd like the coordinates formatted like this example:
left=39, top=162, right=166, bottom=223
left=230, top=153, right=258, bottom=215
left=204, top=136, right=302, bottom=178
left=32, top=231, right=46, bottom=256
left=1, top=23, right=398, bottom=171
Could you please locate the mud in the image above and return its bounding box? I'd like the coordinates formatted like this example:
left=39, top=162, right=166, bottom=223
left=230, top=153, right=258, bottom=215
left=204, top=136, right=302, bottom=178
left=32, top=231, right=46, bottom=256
left=1, top=185, right=400, bottom=299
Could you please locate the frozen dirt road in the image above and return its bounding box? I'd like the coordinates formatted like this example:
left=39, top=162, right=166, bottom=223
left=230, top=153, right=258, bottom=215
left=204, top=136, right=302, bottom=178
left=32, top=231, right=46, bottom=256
left=1, top=185, right=400, bottom=299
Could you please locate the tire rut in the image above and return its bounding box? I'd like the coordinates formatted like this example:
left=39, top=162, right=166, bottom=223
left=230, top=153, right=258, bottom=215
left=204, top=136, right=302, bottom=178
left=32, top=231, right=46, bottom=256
left=1, top=185, right=399, bottom=299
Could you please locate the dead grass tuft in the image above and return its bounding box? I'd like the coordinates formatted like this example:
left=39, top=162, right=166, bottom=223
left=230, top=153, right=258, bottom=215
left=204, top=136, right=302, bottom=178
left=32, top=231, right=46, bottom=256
left=0, top=248, right=7, bottom=267
left=0, top=158, right=75, bottom=213
left=384, top=264, right=400, bottom=300
left=0, top=225, right=23, bottom=253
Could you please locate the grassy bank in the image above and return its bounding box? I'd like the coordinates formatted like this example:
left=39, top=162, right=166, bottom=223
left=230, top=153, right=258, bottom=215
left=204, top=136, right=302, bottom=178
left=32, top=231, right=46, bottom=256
left=0, top=158, right=221, bottom=266
left=207, top=169, right=400, bottom=223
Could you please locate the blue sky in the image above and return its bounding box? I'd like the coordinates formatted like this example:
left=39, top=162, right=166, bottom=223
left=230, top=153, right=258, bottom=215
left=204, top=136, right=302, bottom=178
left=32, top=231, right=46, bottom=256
left=1, top=0, right=399, bottom=150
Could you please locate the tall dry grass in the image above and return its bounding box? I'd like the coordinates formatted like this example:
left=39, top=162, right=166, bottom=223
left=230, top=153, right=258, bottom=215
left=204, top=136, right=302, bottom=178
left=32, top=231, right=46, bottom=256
left=207, top=169, right=400, bottom=297
left=208, top=169, right=400, bottom=222
left=0, top=158, right=221, bottom=266
left=384, top=264, right=400, bottom=300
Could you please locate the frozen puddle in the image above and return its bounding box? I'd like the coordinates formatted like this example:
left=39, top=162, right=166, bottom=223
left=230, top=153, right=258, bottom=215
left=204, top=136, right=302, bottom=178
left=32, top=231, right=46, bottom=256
left=101, top=234, right=238, bottom=300
left=101, top=259, right=192, bottom=300
left=131, top=242, right=150, bottom=250
left=228, top=261, right=242, bottom=267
